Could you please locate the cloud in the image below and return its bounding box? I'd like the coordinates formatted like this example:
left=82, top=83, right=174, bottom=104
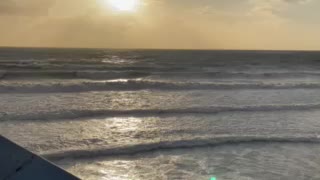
left=0, top=0, right=319, bottom=50
left=247, top=0, right=312, bottom=24
left=284, top=0, right=311, bottom=4
left=0, top=0, right=55, bottom=16
left=0, top=0, right=20, bottom=15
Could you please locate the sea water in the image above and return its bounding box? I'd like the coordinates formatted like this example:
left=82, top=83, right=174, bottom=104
left=1, top=48, right=320, bottom=179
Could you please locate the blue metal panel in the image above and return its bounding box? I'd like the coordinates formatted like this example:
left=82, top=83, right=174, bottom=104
left=0, top=135, right=80, bottom=180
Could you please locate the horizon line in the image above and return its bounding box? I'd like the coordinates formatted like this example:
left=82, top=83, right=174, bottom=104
left=1, top=46, right=320, bottom=52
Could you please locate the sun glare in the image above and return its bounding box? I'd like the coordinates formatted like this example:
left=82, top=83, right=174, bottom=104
left=107, top=0, right=139, bottom=12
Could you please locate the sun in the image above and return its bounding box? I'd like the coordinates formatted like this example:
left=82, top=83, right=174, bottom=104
left=106, top=0, right=140, bottom=12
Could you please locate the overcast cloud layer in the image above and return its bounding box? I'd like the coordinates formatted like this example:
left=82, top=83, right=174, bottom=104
left=0, top=0, right=319, bottom=50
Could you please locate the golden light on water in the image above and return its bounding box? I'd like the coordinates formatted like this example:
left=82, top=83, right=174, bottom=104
left=106, top=0, right=140, bottom=12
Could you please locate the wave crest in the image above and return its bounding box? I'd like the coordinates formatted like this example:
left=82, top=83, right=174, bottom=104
left=2, top=80, right=320, bottom=93
left=43, top=135, right=320, bottom=161
left=2, top=70, right=320, bottom=80
left=3, top=103, right=320, bottom=121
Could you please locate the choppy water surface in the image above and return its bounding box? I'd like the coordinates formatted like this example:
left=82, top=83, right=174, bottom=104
left=1, top=48, right=320, bottom=179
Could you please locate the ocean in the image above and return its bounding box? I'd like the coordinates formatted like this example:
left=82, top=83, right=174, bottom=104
left=1, top=48, right=320, bottom=179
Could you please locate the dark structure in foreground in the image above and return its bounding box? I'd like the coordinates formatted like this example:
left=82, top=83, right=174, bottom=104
left=0, top=135, right=80, bottom=180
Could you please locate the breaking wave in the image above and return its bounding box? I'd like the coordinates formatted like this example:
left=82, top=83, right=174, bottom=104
left=2, top=70, right=320, bottom=80
left=43, top=135, right=320, bottom=161
left=2, top=80, right=320, bottom=93
left=3, top=103, right=320, bottom=121
left=0, top=70, right=150, bottom=80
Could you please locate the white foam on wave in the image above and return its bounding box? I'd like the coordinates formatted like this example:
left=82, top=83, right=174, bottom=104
left=56, top=142, right=320, bottom=180
left=3, top=80, right=320, bottom=93
left=3, top=69, right=320, bottom=80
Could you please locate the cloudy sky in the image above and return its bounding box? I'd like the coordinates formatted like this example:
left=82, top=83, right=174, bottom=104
left=0, top=0, right=320, bottom=50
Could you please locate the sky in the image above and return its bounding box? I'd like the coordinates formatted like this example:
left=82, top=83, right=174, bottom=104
left=0, top=0, right=320, bottom=50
